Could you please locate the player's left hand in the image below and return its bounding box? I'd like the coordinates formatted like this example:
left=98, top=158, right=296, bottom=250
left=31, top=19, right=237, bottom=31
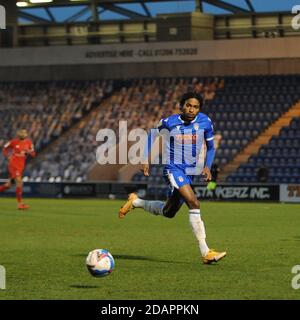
left=202, top=166, right=212, bottom=182
left=24, top=149, right=35, bottom=157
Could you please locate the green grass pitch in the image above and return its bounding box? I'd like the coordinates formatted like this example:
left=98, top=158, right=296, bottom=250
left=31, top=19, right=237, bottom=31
left=0, top=198, right=299, bottom=300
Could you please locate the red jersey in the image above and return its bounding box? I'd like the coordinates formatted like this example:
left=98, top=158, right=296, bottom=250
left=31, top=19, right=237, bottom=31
left=3, top=138, right=36, bottom=171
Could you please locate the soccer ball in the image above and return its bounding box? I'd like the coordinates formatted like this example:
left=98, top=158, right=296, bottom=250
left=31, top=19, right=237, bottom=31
left=86, top=249, right=115, bottom=277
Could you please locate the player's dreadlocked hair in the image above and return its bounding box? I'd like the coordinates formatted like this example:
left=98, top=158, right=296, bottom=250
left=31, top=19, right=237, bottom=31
left=179, top=92, right=204, bottom=110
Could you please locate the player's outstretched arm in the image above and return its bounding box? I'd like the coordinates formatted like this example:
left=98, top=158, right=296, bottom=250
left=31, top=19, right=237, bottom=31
left=202, top=137, right=215, bottom=182
left=3, top=141, right=12, bottom=158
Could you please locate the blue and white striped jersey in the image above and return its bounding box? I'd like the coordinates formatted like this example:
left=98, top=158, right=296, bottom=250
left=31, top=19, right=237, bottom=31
left=146, top=113, right=215, bottom=174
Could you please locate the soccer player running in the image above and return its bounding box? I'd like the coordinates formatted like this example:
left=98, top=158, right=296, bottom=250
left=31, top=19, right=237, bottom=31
left=0, top=129, right=36, bottom=210
left=119, top=92, right=226, bottom=264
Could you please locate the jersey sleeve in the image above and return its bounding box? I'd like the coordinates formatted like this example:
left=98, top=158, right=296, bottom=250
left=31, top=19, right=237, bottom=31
left=204, top=117, right=214, bottom=142
left=204, top=118, right=215, bottom=169
left=156, top=118, right=168, bottom=132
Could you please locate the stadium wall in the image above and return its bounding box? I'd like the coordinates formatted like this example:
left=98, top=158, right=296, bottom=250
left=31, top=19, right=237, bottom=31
left=0, top=37, right=300, bottom=81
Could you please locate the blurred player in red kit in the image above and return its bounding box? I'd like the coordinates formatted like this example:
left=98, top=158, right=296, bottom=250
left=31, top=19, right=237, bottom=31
left=0, top=129, right=36, bottom=210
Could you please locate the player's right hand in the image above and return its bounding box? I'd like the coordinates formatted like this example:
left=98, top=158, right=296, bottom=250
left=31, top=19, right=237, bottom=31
left=202, top=166, right=212, bottom=182
left=141, top=164, right=150, bottom=176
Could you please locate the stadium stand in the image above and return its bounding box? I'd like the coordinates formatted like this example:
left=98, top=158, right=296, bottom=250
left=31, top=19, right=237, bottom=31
left=1, top=75, right=299, bottom=183
left=0, top=80, right=113, bottom=179
left=24, top=78, right=196, bottom=182
left=227, top=117, right=300, bottom=184
left=205, top=75, right=300, bottom=165
left=134, top=75, right=300, bottom=184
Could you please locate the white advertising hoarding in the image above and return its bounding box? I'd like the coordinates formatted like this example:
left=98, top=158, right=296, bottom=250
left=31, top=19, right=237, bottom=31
left=280, top=184, right=300, bottom=203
